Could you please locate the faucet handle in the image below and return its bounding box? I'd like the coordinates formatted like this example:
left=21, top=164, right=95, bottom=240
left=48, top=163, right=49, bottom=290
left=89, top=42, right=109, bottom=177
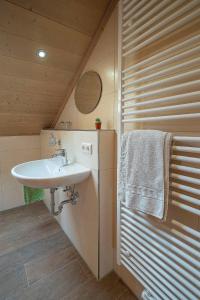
left=55, top=148, right=65, bottom=156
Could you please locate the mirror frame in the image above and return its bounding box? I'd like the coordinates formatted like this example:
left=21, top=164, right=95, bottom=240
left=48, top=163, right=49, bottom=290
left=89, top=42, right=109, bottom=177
left=74, top=71, right=102, bottom=114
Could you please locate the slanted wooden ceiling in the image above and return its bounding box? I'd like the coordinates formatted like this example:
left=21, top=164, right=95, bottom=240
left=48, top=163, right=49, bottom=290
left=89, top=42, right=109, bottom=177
left=0, top=0, right=116, bottom=135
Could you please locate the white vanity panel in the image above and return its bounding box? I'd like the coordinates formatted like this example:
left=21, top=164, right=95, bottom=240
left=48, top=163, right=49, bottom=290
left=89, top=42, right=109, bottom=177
left=40, top=130, right=115, bottom=279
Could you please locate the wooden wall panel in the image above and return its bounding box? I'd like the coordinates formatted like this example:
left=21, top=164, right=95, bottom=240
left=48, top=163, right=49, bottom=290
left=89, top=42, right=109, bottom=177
left=0, top=1, right=91, bottom=55
left=0, top=74, right=66, bottom=97
left=0, top=55, right=73, bottom=85
left=0, top=113, right=53, bottom=135
left=0, top=91, right=63, bottom=114
left=0, top=30, right=82, bottom=72
left=0, top=0, right=112, bottom=136
left=7, top=0, right=109, bottom=36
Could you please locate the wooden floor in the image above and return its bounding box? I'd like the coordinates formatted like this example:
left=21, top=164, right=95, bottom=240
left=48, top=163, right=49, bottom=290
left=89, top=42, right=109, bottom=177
left=0, top=202, right=137, bottom=300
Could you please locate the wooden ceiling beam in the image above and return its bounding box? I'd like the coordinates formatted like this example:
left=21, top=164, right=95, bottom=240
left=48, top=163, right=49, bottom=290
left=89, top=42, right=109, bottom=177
left=50, top=0, right=119, bottom=128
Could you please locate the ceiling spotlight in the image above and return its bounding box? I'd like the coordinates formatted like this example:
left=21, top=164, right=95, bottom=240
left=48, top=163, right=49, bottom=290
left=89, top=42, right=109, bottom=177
left=36, top=49, right=47, bottom=58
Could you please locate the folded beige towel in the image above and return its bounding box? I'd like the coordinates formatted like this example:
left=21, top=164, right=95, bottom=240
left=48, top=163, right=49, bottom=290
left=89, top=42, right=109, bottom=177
left=119, top=130, right=172, bottom=220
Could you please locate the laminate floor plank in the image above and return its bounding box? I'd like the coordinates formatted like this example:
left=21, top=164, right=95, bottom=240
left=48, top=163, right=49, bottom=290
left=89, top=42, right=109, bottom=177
left=0, top=202, right=137, bottom=300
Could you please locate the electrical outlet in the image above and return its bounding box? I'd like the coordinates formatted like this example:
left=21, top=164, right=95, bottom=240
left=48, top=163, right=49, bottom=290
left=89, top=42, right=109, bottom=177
left=81, top=143, right=92, bottom=155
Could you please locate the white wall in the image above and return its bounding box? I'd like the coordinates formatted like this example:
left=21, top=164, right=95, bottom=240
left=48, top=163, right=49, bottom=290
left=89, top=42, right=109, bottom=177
left=56, top=8, right=118, bottom=130
left=0, top=136, right=41, bottom=211
left=41, top=129, right=115, bottom=279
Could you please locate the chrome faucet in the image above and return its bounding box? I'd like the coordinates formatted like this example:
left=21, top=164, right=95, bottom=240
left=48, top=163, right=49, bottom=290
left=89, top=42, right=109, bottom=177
left=52, top=149, right=70, bottom=166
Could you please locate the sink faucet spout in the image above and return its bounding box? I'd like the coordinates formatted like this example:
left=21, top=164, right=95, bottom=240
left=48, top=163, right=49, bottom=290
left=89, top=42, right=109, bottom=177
left=52, top=148, right=70, bottom=166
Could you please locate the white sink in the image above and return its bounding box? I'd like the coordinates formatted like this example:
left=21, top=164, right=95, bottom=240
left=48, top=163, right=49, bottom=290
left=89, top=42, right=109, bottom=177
left=11, top=158, right=90, bottom=188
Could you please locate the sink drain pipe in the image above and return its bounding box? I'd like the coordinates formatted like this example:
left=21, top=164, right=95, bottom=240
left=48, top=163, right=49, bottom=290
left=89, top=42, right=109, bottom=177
left=50, top=185, right=79, bottom=216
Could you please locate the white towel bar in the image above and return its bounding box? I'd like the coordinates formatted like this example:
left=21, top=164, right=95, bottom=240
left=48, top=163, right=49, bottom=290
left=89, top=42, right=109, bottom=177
left=123, top=0, right=182, bottom=41
left=171, top=163, right=200, bottom=175
left=123, top=0, right=149, bottom=21
left=172, top=201, right=200, bottom=216
left=123, top=0, right=161, bottom=36
left=123, top=8, right=200, bottom=56
left=122, top=102, right=200, bottom=116
left=121, top=212, right=200, bottom=271
left=172, top=191, right=199, bottom=206
left=121, top=218, right=200, bottom=283
left=172, top=146, right=200, bottom=153
left=123, top=57, right=200, bottom=88
left=117, top=1, right=200, bottom=299
left=122, top=92, right=200, bottom=109
left=173, top=136, right=200, bottom=142
left=171, top=155, right=200, bottom=164
left=122, top=113, right=200, bottom=123
left=171, top=173, right=200, bottom=186
left=171, top=182, right=200, bottom=197
left=123, top=47, right=200, bottom=82
left=122, top=80, right=200, bottom=103
left=122, top=35, right=200, bottom=74
left=122, top=69, right=200, bottom=96
left=123, top=0, right=199, bottom=51
left=172, top=220, right=200, bottom=238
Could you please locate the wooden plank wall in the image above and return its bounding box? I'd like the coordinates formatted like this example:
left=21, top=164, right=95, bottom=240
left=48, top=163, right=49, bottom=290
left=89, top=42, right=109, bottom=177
left=0, top=0, right=110, bottom=135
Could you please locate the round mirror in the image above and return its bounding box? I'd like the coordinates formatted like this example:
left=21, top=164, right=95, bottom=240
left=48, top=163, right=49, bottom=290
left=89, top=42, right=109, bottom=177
left=75, top=71, right=102, bottom=114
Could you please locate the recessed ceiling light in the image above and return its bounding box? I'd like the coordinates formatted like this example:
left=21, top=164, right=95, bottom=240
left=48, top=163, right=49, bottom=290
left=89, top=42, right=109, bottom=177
left=36, top=49, right=47, bottom=58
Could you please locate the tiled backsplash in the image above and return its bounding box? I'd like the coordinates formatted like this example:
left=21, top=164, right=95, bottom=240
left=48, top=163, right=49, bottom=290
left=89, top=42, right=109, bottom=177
left=0, top=136, right=41, bottom=211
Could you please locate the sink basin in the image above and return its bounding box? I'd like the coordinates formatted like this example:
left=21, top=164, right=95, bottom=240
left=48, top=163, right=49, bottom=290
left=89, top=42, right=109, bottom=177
left=11, top=158, right=91, bottom=188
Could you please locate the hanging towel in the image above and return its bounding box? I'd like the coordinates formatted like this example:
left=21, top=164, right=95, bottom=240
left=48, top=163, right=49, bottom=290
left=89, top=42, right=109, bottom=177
left=119, top=130, right=172, bottom=220
left=23, top=186, right=44, bottom=205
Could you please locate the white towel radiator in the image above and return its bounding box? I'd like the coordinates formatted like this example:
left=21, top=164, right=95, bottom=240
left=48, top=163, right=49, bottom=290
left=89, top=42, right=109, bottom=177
left=117, top=1, right=200, bottom=299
